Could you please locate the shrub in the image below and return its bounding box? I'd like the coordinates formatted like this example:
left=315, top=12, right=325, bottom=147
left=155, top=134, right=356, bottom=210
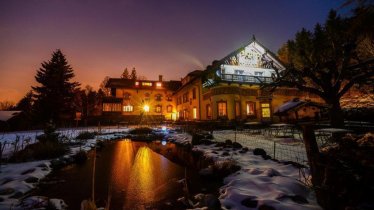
left=10, top=141, right=67, bottom=162
left=76, top=131, right=96, bottom=140
left=129, top=127, right=153, bottom=135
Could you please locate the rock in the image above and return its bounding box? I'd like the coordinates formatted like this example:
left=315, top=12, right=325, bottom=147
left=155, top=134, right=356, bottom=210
left=194, top=193, right=221, bottom=209
left=21, top=168, right=36, bottom=175
left=222, top=151, right=230, bottom=156
left=9, top=191, right=23, bottom=199
left=241, top=196, right=258, bottom=208
left=25, top=176, right=39, bottom=183
left=1, top=177, right=14, bottom=185
left=51, top=159, right=65, bottom=170
left=258, top=204, right=276, bottom=210
left=225, top=139, right=233, bottom=145
left=290, top=195, right=308, bottom=204
left=263, top=155, right=272, bottom=160
left=199, top=167, right=214, bottom=176
left=232, top=142, right=243, bottom=149
left=201, top=139, right=214, bottom=145
left=239, top=147, right=249, bottom=153
left=215, top=142, right=226, bottom=147
left=0, top=188, right=15, bottom=195
left=253, top=148, right=266, bottom=156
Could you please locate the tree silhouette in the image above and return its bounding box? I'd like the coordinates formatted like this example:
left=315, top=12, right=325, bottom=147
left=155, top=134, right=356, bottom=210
left=130, top=67, right=137, bottom=80
left=271, top=10, right=374, bottom=127
left=121, top=68, right=129, bottom=79
left=32, top=49, right=80, bottom=124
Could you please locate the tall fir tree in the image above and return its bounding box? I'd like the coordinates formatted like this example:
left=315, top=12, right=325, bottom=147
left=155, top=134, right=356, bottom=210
left=121, top=68, right=129, bottom=79
left=32, top=49, right=80, bottom=124
left=130, top=67, right=137, bottom=80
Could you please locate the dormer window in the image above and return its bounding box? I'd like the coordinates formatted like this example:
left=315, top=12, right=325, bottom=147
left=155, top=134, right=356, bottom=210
left=142, top=82, right=152, bottom=86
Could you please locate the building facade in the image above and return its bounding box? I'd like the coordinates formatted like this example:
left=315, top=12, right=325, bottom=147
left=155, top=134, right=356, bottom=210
left=102, top=38, right=322, bottom=123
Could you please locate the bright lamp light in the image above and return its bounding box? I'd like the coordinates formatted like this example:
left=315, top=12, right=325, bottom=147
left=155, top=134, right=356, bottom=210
left=143, top=105, right=150, bottom=112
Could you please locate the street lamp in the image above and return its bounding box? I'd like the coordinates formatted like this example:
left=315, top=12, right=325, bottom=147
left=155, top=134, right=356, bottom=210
left=143, top=105, right=150, bottom=112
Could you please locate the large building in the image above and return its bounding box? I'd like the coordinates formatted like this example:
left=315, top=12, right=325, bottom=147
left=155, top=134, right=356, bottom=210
left=102, top=38, right=321, bottom=123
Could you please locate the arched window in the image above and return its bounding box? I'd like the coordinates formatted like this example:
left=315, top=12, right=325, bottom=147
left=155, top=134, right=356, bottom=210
left=155, top=105, right=162, bottom=113
left=167, top=105, right=173, bottom=113
left=155, top=94, right=163, bottom=101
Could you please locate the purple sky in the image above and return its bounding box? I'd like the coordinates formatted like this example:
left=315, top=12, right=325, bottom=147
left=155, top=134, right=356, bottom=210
left=0, top=0, right=349, bottom=102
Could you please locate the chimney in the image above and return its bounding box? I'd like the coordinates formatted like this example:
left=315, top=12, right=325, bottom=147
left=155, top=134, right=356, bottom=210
left=159, top=75, right=163, bottom=82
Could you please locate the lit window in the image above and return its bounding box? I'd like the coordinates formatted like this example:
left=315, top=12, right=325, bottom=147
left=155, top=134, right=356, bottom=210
left=135, top=81, right=139, bottom=86
left=156, top=82, right=162, bottom=87
left=142, top=82, right=152, bottom=86
left=246, top=102, right=256, bottom=116
left=206, top=104, right=212, bottom=119
left=193, top=107, right=197, bottom=119
left=123, top=105, right=133, bottom=112
left=103, top=103, right=121, bottom=112
left=217, top=101, right=227, bottom=117
left=155, top=94, right=162, bottom=101
left=167, top=105, right=172, bottom=113
left=155, top=105, right=162, bottom=113
left=261, top=103, right=271, bottom=118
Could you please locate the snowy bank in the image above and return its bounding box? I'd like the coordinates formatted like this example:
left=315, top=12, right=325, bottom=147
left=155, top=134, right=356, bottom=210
left=168, top=132, right=321, bottom=210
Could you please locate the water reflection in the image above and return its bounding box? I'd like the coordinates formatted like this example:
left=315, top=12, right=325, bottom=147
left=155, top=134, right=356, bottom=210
left=32, top=140, right=189, bottom=209
left=108, top=141, right=181, bottom=209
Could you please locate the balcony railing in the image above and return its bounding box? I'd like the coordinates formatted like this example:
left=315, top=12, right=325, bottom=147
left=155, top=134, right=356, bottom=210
left=221, top=74, right=273, bottom=84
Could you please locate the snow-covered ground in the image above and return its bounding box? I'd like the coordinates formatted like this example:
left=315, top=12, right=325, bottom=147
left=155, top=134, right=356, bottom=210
left=213, top=130, right=308, bottom=166
left=169, top=132, right=321, bottom=210
left=0, top=126, right=131, bottom=158
left=1, top=127, right=321, bottom=210
left=0, top=126, right=132, bottom=210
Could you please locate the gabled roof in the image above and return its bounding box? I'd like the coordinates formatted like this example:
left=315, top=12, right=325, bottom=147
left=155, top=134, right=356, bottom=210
left=219, top=36, right=285, bottom=70
left=105, top=78, right=182, bottom=91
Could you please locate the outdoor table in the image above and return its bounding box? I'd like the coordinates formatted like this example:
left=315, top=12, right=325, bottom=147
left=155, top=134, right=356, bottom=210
left=269, top=123, right=294, bottom=136
left=315, top=128, right=352, bottom=143
left=244, top=122, right=262, bottom=134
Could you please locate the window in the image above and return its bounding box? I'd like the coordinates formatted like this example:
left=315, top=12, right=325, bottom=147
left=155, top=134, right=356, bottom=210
left=156, top=82, right=162, bottom=87
left=183, top=92, right=188, bottom=103
left=123, top=105, right=133, bottom=112
left=135, top=81, right=139, bottom=86
left=235, top=101, right=241, bottom=117
left=206, top=104, right=212, bottom=119
left=193, top=107, right=197, bottom=119
left=144, top=93, right=150, bottom=101
left=155, top=94, right=162, bottom=101
left=155, top=105, right=162, bottom=113
left=234, top=70, right=244, bottom=75
left=166, top=94, right=172, bottom=101
left=246, top=102, right=256, bottom=116
left=142, top=82, right=152, bottom=86
left=123, top=92, right=131, bottom=100
left=192, top=88, right=196, bottom=99
left=103, top=103, right=121, bottom=112
left=254, top=72, right=263, bottom=76
left=167, top=105, right=173, bottom=113
left=217, top=101, right=227, bottom=117
left=261, top=103, right=271, bottom=118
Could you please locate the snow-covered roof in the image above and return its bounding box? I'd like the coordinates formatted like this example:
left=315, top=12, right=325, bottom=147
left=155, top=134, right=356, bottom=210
left=0, top=111, right=21, bottom=121
left=274, top=99, right=326, bottom=115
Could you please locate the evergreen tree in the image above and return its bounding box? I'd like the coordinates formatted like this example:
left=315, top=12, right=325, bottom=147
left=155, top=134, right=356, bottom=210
left=32, top=49, right=80, bottom=124
left=121, top=68, right=129, bottom=79
left=130, top=67, right=137, bottom=80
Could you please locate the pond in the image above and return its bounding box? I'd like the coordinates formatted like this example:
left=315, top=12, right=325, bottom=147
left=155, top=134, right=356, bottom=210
left=32, top=140, right=217, bottom=209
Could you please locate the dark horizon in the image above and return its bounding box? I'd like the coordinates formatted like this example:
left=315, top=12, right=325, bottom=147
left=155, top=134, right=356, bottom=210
left=0, top=0, right=351, bottom=102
